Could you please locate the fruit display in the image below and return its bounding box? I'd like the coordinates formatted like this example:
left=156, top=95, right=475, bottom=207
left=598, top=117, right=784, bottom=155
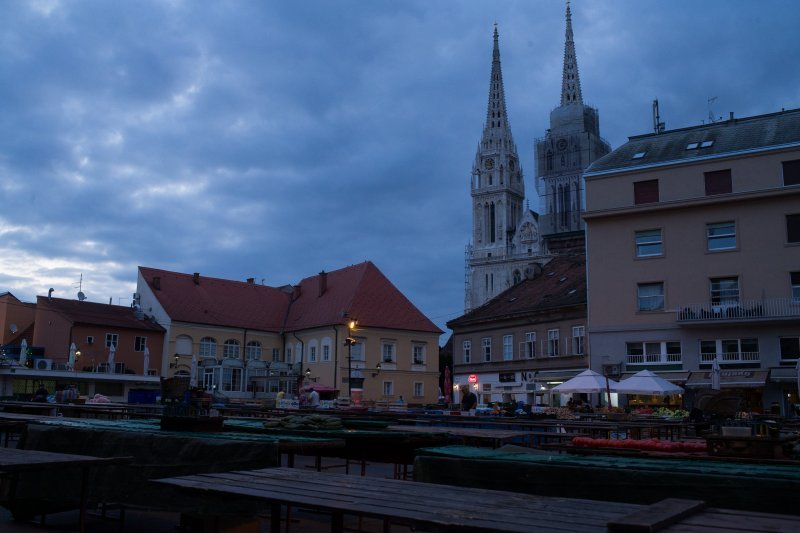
left=571, top=436, right=707, bottom=453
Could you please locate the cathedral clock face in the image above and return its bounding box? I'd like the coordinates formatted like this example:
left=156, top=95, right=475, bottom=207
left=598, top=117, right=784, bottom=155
left=484, top=158, right=494, bottom=170
left=556, top=138, right=568, bottom=151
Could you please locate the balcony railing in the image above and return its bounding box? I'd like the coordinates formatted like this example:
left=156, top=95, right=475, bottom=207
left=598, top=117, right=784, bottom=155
left=700, top=351, right=760, bottom=363
left=677, top=298, right=800, bottom=323
left=626, top=353, right=683, bottom=365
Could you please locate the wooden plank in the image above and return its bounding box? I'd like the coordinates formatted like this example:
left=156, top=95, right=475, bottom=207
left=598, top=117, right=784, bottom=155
left=607, top=498, right=706, bottom=532
left=662, top=507, right=800, bottom=532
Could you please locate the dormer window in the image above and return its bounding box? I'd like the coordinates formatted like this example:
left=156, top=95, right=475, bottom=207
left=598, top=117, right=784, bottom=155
left=686, top=142, right=699, bottom=150
left=632, top=151, right=647, bottom=159
left=700, top=140, right=714, bottom=148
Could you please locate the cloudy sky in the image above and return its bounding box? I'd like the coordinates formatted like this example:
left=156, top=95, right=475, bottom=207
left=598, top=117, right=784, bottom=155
left=2, top=0, right=799, bottom=337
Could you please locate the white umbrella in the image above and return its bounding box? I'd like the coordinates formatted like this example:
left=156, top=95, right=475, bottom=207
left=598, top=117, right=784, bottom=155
left=615, top=369, right=684, bottom=395
left=552, top=369, right=618, bottom=393
left=108, top=343, right=116, bottom=372
left=143, top=346, right=150, bottom=376
left=19, top=339, right=28, bottom=367
left=711, top=358, right=721, bottom=391
left=189, top=355, right=198, bottom=387
left=68, top=342, right=77, bottom=370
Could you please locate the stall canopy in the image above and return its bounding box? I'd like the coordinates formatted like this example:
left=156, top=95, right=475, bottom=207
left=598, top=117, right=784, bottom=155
left=615, top=369, right=684, bottom=395
left=686, top=369, right=768, bottom=389
left=551, top=369, right=618, bottom=393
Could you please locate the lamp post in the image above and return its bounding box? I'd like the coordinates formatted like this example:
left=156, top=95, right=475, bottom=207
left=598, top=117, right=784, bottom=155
left=345, top=319, right=357, bottom=397
left=75, top=351, right=81, bottom=372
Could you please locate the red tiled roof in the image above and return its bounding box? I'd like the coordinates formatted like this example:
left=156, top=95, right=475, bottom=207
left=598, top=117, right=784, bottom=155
left=284, top=262, right=442, bottom=333
left=139, top=267, right=289, bottom=331
left=36, top=297, right=165, bottom=332
left=139, top=262, right=441, bottom=335
left=448, top=254, right=586, bottom=327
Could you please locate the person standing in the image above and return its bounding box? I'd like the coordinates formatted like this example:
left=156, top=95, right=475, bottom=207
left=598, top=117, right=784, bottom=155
left=308, top=387, right=320, bottom=408
left=460, top=386, right=477, bottom=413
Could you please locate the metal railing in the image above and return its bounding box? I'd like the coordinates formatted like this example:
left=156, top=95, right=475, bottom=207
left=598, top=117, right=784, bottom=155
left=677, top=298, right=800, bottom=322
left=626, top=353, right=683, bottom=365
left=699, top=351, right=760, bottom=363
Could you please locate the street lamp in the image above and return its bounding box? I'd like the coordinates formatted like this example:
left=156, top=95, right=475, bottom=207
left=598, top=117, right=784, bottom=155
left=75, top=351, right=81, bottom=372
left=170, top=353, right=180, bottom=369
left=371, top=362, right=382, bottom=378
left=345, top=318, right=358, bottom=397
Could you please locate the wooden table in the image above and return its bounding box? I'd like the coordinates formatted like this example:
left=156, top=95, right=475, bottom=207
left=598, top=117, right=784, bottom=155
left=153, top=466, right=643, bottom=532
left=0, top=448, right=131, bottom=532
left=386, top=424, right=534, bottom=448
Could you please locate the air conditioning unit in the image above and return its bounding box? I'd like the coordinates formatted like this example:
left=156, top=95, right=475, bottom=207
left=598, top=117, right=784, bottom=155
left=602, top=363, right=621, bottom=378
left=35, top=358, right=53, bottom=370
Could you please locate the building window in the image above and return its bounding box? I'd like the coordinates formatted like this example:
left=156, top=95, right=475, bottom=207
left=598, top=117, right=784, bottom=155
left=382, top=341, right=396, bottom=363
left=792, top=272, right=800, bottom=301
left=463, top=340, right=471, bottom=364
left=626, top=341, right=681, bottom=364
left=700, top=338, right=759, bottom=363
left=413, top=382, right=424, bottom=397
left=244, top=341, right=261, bottom=361
left=572, top=326, right=585, bottom=356
left=412, top=344, right=426, bottom=365
left=105, top=333, right=118, bottom=348
left=222, top=367, right=243, bottom=392
left=199, top=337, right=216, bottom=358
left=351, top=339, right=364, bottom=361
left=635, top=229, right=663, bottom=257
left=285, top=347, right=293, bottom=364
left=633, top=179, right=659, bottom=204
left=503, top=335, right=513, bottom=361
left=707, top=221, right=736, bottom=251
left=547, top=329, right=559, bottom=357
left=704, top=169, right=732, bottom=195
left=779, top=337, right=800, bottom=361
left=382, top=381, right=394, bottom=397
left=134, top=336, right=147, bottom=352
left=782, top=159, right=800, bottom=186
left=788, top=214, right=800, bottom=243
left=309, top=345, right=317, bottom=363
left=223, top=339, right=240, bottom=359
left=271, top=346, right=280, bottom=361
left=322, top=343, right=331, bottom=362
left=710, top=277, right=739, bottom=306
left=638, top=282, right=665, bottom=311
left=482, top=337, right=492, bottom=362
left=524, top=332, right=535, bottom=358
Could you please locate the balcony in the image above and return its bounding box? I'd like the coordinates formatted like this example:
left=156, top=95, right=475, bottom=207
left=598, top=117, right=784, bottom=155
left=677, top=298, right=800, bottom=324
left=700, top=351, right=760, bottom=364
left=625, top=353, right=682, bottom=365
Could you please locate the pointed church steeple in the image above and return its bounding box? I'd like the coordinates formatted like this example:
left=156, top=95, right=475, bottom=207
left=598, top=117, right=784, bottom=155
left=482, top=23, right=515, bottom=151
left=560, top=1, right=583, bottom=106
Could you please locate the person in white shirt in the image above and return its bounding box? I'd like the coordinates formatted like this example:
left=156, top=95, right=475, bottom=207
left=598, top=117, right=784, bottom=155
left=308, top=387, right=320, bottom=407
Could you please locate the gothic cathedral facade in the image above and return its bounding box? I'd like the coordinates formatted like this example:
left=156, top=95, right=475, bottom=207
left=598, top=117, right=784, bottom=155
left=465, top=3, right=610, bottom=312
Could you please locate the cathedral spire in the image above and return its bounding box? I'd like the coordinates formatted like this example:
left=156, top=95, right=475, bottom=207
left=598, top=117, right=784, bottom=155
left=560, top=1, right=583, bottom=106
left=482, top=24, right=514, bottom=152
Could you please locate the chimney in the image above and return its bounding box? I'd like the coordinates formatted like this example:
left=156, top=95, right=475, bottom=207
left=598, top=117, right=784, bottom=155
left=247, top=278, right=254, bottom=284
left=193, top=273, right=200, bottom=285
left=152, top=277, right=161, bottom=290
left=318, top=270, right=327, bottom=297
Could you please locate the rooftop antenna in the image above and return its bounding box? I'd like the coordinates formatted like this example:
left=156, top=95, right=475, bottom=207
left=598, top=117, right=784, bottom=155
left=74, top=273, right=86, bottom=301
left=652, top=99, right=665, bottom=134
left=707, top=96, right=718, bottom=123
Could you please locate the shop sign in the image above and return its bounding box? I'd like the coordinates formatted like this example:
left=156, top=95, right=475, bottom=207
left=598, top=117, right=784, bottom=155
left=520, top=371, right=536, bottom=382
left=468, top=374, right=478, bottom=383
left=499, top=372, right=516, bottom=383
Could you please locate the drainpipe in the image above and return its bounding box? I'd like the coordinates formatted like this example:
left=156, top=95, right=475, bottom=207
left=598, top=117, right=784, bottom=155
left=331, top=325, right=340, bottom=399
left=292, top=331, right=304, bottom=394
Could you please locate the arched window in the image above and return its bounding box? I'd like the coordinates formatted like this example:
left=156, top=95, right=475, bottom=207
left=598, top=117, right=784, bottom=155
left=199, top=337, right=217, bottom=358
left=223, top=339, right=240, bottom=359
left=246, top=341, right=262, bottom=361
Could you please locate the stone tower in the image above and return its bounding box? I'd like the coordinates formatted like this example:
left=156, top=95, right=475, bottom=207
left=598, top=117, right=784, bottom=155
left=534, top=1, right=611, bottom=253
left=465, top=26, right=543, bottom=312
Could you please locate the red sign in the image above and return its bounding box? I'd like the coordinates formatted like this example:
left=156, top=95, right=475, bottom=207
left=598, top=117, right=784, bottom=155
left=468, top=374, right=478, bottom=383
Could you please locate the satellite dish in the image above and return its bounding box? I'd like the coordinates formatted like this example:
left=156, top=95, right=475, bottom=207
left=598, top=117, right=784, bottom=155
left=77, top=291, right=86, bottom=301
left=9, top=324, right=17, bottom=334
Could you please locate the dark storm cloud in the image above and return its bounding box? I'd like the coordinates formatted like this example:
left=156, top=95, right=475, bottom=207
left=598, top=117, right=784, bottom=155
left=1, top=0, right=799, bottom=333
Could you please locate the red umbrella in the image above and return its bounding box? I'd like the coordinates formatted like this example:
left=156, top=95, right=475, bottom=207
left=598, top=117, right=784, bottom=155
left=443, top=366, right=452, bottom=404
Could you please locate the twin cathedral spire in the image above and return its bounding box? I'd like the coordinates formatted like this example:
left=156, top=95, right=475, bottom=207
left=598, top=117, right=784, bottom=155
left=466, top=2, right=608, bottom=312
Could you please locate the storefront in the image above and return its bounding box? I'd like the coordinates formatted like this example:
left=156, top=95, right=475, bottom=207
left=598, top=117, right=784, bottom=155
left=685, top=369, right=768, bottom=415
left=766, top=367, right=800, bottom=417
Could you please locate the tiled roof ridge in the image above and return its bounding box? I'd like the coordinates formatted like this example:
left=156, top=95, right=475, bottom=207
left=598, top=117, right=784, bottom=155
left=138, top=266, right=279, bottom=290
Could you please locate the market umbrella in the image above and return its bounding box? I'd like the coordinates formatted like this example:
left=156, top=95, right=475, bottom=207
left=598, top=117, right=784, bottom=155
left=443, top=366, right=452, bottom=404
left=615, top=369, right=683, bottom=395
left=107, top=343, right=116, bottom=372
left=189, top=355, right=198, bottom=387
left=711, top=358, right=721, bottom=391
left=551, top=369, right=618, bottom=393
left=68, top=342, right=77, bottom=370
left=19, top=339, right=28, bottom=367
left=143, top=346, right=150, bottom=375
